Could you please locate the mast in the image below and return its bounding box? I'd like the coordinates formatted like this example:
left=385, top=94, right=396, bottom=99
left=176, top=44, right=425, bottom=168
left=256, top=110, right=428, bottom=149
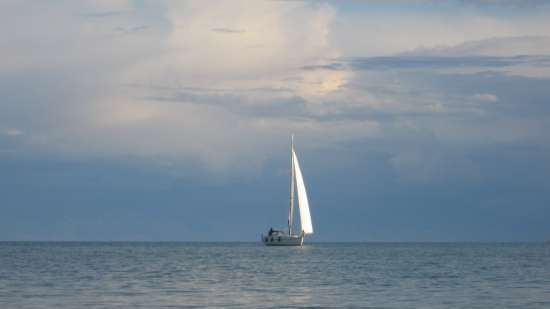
left=288, top=134, right=295, bottom=236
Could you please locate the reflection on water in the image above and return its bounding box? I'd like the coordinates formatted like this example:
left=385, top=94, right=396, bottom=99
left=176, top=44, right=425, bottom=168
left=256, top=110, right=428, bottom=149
left=0, top=242, right=549, bottom=308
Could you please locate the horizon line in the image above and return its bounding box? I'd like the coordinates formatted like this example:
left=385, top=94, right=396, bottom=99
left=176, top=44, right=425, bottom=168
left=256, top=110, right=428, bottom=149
left=0, top=240, right=547, bottom=244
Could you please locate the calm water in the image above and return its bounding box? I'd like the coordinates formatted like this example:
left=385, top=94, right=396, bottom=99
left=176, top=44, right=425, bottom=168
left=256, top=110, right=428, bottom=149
left=0, top=242, right=549, bottom=308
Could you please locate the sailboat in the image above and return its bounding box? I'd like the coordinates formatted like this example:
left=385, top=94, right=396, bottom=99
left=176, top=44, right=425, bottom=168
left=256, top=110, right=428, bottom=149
left=262, top=135, right=313, bottom=246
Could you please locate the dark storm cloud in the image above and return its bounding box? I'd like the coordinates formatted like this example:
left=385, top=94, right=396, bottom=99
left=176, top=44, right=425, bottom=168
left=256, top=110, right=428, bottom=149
left=350, top=55, right=550, bottom=70
left=304, top=55, right=550, bottom=71
left=136, top=60, right=550, bottom=127
left=146, top=88, right=309, bottom=119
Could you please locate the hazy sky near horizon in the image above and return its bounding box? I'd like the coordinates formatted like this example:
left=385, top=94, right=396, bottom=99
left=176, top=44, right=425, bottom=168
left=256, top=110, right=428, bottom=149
left=1, top=0, right=550, bottom=241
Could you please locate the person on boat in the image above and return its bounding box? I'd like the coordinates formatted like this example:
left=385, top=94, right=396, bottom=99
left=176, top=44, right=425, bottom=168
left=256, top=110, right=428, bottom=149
left=268, top=227, right=273, bottom=236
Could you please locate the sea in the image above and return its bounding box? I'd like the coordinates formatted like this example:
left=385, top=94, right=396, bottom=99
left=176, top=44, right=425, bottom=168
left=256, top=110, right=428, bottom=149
left=0, top=242, right=549, bottom=309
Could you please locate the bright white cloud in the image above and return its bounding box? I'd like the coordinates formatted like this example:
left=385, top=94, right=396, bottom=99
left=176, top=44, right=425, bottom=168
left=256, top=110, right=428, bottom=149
left=0, top=1, right=361, bottom=175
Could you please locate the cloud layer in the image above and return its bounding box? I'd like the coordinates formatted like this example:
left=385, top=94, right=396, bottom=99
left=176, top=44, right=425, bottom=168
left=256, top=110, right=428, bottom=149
left=2, top=1, right=550, bottom=172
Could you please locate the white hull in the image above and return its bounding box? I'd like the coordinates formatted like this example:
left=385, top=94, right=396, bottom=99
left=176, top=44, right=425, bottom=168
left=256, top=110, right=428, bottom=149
left=262, top=234, right=303, bottom=246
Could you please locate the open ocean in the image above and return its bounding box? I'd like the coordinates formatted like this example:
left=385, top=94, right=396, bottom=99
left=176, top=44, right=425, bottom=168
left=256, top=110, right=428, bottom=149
left=0, top=242, right=549, bottom=308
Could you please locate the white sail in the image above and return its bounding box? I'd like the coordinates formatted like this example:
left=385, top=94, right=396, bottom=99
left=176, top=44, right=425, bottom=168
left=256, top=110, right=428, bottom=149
left=292, top=149, right=313, bottom=234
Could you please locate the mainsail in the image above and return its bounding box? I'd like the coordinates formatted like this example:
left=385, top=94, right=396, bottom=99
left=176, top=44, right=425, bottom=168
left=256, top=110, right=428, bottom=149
left=292, top=149, right=313, bottom=234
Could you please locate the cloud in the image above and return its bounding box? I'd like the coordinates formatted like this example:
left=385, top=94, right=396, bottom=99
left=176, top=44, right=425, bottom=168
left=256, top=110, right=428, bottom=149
left=2, top=128, right=23, bottom=137
left=408, top=36, right=550, bottom=56
left=80, top=11, right=124, bottom=18
left=0, top=0, right=355, bottom=175
left=114, top=25, right=149, bottom=35
left=305, top=54, right=550, bottom=73
left=330, top=5, right=550, bottom=57
left=211, top=27, right=246, bottom=34
left=1, top=1, right=550, bottom=178
left=473, top=93, right=498, bottom=103
left=455, top=0, right=550, bottom=9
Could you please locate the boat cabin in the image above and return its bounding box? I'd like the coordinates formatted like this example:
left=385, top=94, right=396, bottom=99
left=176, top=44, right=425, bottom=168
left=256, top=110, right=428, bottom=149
left=267, top=228, right=285, bottom=236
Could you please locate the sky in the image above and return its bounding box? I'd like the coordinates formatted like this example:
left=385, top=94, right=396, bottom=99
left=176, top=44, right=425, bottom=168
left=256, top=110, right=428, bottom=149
left=1, top=0, right=550, bottom=241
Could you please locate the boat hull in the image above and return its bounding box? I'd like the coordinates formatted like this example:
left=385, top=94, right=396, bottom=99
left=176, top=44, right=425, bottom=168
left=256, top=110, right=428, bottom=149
left=262, top=234, right=304, bottom=246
